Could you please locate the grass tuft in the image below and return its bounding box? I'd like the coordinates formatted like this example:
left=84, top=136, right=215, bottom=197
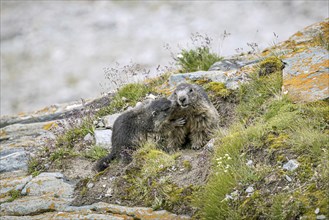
left=175, top=47, right=222, bottom=73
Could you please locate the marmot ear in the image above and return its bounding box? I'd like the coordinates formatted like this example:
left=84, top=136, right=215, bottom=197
left=152, top=111, right=157, bottom=117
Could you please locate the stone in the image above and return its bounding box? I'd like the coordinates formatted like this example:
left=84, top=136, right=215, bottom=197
left=87, top=183, right=94, bottom=189
left=246, top=186, right=254, bottom=193
left=282, top=47, right=329, bottom=103
left=102, top=113, right=121, bottom=129
left=94, top=129, right=112, bottom=147
left=315, top=207, right=320, bottom=214
left=21, top=172, right=74, bottom=199
left=0, top=148, right=28, bottom=173
left=209, top=58, right=259, bottom=71
left=104, top=187, right=113, bottom=197
left=168, top=68, right=252, bottom=90
left=285, top=175, right=292, bottom=182
left=83, top=133, right=94, bottom=142
left=0, top=175, right=32, bottom=196
left=246, top=160, right=253, bottom=167
left=0, top=196, right=70, bottom=216
left=316, top=215, right=326, bottom=220
left=283, top=159, right=299, bottom=171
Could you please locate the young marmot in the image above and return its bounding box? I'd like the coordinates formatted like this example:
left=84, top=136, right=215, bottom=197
left=164, top=83, right=220, bottom=150
left=95, top=98, right=173, bottom=172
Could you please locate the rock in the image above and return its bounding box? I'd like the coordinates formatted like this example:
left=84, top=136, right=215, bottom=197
left=246, top=160, right=253, bottom=167
left=282, top=47, right=329, bottom=103
left=0, top=196, right=70, bottom=216
left=0, top=175, right=32, bottom=196
left=87, top=183, right=94, bottom=189
left=97, top=121, right=105, bottom=128
left=0, top=148, right=28, bottom=173
left=1, top=212, right=131, bottom=220
left=316, top=215, right=326, bottom=220
left=246, top=186, right=254, bottom=193
left=102, top=113, right=121, bottom=129
left=21, top=172, right=74, bottom=199
left=104, top=187, right=113, bottom=197
left=315, top=207, right=320, bottom=214
left=205, top=139, right=215, bottom=151
left=283, top=159, right=299, bottom=171
left=168, top=64, right=255, bottom=90
left=209, top=58, right=259, bottom=71
left=63, top=202, right=190, bottom=220
left=83, top=133, right=94, bottom=142
left=285, top=175, right=292, bottom=182
left=94, top=129, right=112, bottom=147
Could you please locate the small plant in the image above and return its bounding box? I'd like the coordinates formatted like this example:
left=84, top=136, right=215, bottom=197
left=119, top=142, right=194, bottom=213
left=169, top=33, right=222, bottom=73
left=83, top=145, right=108, bottom=161
left=175, top=47, right=222, bottom=73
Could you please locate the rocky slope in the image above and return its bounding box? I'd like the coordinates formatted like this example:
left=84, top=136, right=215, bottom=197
left=0, top=19, right=328, bottom=219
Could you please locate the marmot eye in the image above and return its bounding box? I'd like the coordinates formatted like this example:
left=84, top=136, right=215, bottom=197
left=189, top=88, right=193, bottom=93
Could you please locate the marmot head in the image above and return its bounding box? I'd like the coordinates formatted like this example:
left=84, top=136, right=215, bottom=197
left=146, top=98, right=173, bottom=131
left=170, top=83, right=209, bottom=109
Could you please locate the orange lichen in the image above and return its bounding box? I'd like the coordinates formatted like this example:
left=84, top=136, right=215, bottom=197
left=42, top=122, right=58, bottom=130
left=35, top=106, right=58, bottom=114
left=48, top=202, right=56, bottom=210
left=309, top=59, right=329, bottom=73
left=284, top=73, right=329, bottom=102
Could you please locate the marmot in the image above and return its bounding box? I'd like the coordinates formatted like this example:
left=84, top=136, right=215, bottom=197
left=163, top=83, right=220, bottom=150
left=95, top=98, right=174, bottom=172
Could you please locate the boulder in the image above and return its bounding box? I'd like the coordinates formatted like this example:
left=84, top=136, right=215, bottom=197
left=0, top=148, right=28, bottom=173
left=94, top=129, right=112, bottom=148
left=283, top=47, right=329, bottom=103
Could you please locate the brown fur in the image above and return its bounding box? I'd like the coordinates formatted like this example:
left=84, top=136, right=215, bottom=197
left=162, top=83, right=219, bottom=150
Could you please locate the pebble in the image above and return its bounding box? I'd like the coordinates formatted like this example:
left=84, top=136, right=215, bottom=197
left=316, top=215, right=326, bottom=220
left=283, top=159, right=299, bottom=171
left=246, top=160, right=253, bottom=167
left=105, top=188, right=113, bottom=197
left=83, top=133, right=94, bottom=142
left=285, top=175, right=292, bottom=182
left=87, top=183, right=94, bottom=189
left=246, top=186, right=254, bottom=193
left=315, top=208, right=320, bottom=214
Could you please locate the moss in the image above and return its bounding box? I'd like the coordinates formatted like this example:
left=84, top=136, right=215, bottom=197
left=117, top=143, right=195, bottom=213
left=258, top=56, right=284, bottom=76
left=6, top=189, right=22, bottom=203
left=183, top=160, right=192, bottom=171
left=204, top=82, right=231, bottom=98
left=297, top=155, right=314, bottom=181
left=265, top=132, right=289, bottom=150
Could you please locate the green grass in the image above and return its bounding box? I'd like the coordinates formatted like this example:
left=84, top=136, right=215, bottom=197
left=195, top=58, right=329, bottom=219
left=175, top=47, right=222, bottom=73
left=119, top=142, right=194, bottom=212
left=97, top=74, right=169, bottom=117
left=83, top=145, right=108, bottom=161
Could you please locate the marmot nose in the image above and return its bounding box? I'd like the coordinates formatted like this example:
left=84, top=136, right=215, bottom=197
left=179, top=97, right=186, bottom=103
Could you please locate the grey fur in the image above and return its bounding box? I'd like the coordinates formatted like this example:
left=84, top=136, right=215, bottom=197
left=94, top=98, right=173, bottom=172
left=163, top=83, right=220, bottom=150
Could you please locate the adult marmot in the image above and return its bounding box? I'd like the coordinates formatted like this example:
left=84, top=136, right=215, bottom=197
left=95, top=98, right=173, bottom=172
left=164, top=83, right=220, bottom=150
